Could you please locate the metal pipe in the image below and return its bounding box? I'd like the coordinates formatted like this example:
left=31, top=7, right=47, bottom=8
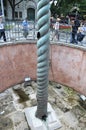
left=36, top=0, right=50, bottom=120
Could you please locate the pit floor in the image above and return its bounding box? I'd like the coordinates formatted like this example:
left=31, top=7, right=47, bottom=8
left=0, top=81, right=86, bottom=130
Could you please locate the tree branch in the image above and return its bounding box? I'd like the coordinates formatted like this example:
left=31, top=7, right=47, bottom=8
left=15, top=0, right=23, bottom=6
left=7, top=0, right=23, bottom=7
left=7, top=0, right=13, bottom=7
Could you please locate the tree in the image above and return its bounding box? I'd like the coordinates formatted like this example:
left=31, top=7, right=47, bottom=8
left=7, top=0, right=23, bottom=20
left=50, top=0, right=64, bottom=17
left=50, top=0, right=85, bottom=18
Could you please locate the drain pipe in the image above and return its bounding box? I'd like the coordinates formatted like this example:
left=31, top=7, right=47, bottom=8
left=36, top=0, right=50, bottom=120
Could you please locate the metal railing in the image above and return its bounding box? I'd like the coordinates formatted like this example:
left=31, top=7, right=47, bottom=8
left=4, top=21, right=37, bottom=42
left=0, top=21, right=86, bottom=46
left=50, top=29, right=86, bottom=46
left=50, top=30, right=71, bottom=43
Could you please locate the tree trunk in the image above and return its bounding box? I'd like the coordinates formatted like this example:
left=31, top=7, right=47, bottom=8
left=12, top=6, right=15, bottom=20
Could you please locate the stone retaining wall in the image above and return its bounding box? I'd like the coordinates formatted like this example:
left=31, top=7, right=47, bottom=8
left=0, top=41, right=86, bottom=95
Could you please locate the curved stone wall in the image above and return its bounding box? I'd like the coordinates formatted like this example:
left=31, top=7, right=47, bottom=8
left=0, top=41, right=86, bottom=95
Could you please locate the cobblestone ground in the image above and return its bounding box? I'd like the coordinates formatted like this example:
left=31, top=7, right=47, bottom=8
left=0, top=81, right=86, bottom=130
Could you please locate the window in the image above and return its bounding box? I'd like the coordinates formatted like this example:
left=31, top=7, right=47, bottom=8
left=15, top=11, right=22, bottom=19
left=15, top=12, right=18, bottom=18
left=19, top=12, right=22, bottom=18
left=4, top=10, right=7, bottom=17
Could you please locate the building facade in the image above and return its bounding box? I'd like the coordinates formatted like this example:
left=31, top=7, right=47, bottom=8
left=0, top=0, right=37, bottom=21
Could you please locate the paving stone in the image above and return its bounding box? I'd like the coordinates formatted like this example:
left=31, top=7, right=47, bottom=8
left=64, top=111, right=78, bottom=127
left=0, top=81, right=86, bottom=130
left=10, top=111, right=29, bottom=130
left=0, top=117, right=13, bottom=130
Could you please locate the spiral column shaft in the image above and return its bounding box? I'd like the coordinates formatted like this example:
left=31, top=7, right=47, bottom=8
left=36, top=0, right=50, bottom=120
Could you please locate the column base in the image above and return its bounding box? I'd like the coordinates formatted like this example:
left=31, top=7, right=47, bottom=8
left=24, top=103, right=62, bottom=130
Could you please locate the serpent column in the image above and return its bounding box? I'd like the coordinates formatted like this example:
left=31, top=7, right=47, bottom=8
left=36, top=0, right=50, bottom=120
